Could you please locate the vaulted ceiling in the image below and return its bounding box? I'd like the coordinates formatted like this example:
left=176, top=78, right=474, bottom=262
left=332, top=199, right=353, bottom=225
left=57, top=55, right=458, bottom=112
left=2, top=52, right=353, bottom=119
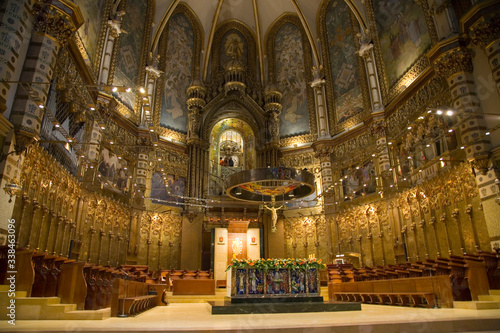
left=151, top=0, right=367, bottom=79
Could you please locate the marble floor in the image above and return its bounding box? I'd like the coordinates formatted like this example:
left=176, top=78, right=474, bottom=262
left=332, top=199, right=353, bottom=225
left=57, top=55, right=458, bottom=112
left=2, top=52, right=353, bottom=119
left=1, top=303, right=500, bottom=333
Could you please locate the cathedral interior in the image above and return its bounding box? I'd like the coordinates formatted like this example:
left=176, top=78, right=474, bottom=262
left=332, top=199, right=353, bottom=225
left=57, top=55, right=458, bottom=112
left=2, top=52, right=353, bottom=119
left=1, top=0, right=500, bottom=331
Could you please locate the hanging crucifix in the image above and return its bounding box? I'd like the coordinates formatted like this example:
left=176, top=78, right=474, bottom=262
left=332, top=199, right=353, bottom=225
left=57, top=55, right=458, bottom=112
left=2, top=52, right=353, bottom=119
left=262, top=195, right=284, bottom=233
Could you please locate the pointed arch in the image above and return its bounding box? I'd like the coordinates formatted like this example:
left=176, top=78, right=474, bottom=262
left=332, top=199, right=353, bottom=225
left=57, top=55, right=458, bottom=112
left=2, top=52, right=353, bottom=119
left=266, top=13, right=316, bottom=141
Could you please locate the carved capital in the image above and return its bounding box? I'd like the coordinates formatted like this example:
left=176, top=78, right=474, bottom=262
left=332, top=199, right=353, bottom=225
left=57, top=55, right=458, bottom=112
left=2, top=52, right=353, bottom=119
left=469, top=16, right=500, bottom=49
left=32, top=1, right=79, bottom=45
left=433, top=48, right=474, bottom=78
left=469, top=154, right=491, bottom=175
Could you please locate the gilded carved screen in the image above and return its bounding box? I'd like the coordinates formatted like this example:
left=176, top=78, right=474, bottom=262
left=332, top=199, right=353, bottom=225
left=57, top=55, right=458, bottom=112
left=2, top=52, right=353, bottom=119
left=274, top=23, right=310, bottom=138
left=325, top=0, right=364, bottom=125
left=372, top=0, right=431, bottom=89
left=113, top=0, right=148, bottom=110
left=159, top=13, right=194, bottom=134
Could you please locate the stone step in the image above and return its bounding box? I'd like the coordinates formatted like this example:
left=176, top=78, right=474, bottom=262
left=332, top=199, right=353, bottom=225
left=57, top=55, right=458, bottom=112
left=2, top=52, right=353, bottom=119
left=15, top=296, right=61, bottom=306
left=478, top=295, right=500, bottom=302
left=63, top=308, right=111, bottom=320
left=0, top=285, right=10, bottom=292
left=453, top=301, right=500, bottom=310
left=489, top=290, right=500, bottom=296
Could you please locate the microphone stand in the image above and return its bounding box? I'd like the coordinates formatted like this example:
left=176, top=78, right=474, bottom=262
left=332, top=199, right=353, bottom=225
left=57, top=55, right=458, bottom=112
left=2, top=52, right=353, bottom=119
left=118, top=269, right=129, bottom=317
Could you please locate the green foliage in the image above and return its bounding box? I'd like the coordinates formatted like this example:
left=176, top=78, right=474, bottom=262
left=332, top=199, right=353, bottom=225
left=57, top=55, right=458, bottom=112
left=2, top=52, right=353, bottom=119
left=225, top=258, right=325, bottom=272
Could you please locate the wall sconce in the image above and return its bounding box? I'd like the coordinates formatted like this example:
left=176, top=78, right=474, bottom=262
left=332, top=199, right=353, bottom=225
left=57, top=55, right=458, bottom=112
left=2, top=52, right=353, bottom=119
left=3, top=178, right=22, bottom=203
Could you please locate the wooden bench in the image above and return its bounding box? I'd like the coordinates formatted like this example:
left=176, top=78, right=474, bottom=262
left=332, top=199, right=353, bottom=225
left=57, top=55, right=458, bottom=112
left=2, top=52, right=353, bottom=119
left=111, top=278, right=157, bottom=316
left=334, top=291, right=436, bottom=308
left=118, top=295, right=157, bottom=316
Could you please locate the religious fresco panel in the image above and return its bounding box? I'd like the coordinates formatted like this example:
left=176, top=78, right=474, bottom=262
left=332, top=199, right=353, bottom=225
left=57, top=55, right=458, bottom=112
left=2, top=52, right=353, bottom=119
left=160, top=13, right=193, bottom=134
left=97, top=148, right=130, bottom=193
left=274, top=23, right=309, bottom=138
left=325, top=0, right=364, bottom=124
left=342, top=160, right=376, bottom=200
left=373, top=0, right=431, bottom=88
left=73, top=0, right=106, bottom=67
left=112, top=0, right=148, bottom=110
left=150, top=172, right=185, bottom=206
left=220, top=30, right=248, bottom=67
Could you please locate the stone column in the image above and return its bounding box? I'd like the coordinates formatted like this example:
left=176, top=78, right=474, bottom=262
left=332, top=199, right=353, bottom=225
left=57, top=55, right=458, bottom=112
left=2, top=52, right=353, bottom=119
left=433, top=46, right=491, bottom=173
left=142, top=56, right=162, bottom=127
left=98, top=10, right=125, bottom=86
left=370, top=119, right=392, bottom=189
left=0, top=0, right=34, bottom=114
left=10, top=0, right=82, bottom=142
left=310, top=66, right=330, bottom=138
left=469, top=13, right=500, bottom=96
left=432, top=43, right=500, bottom=250
left=358, top=38, right=383, bottom=113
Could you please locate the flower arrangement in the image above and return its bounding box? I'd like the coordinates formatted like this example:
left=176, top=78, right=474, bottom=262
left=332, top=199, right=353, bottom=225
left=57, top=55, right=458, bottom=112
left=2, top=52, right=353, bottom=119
left=225, top=258, right=325, bottom=272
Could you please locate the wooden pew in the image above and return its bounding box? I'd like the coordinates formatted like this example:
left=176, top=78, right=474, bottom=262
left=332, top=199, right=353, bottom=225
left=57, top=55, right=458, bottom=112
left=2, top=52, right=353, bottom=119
left=111, top=278, right=156, bottom=316
left=329, top=275, right=453, bottom=308
left=57, top=260, right=86, bottom=310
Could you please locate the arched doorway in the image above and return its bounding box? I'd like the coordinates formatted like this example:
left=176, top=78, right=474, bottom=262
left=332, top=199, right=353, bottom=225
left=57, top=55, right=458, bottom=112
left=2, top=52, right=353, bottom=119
left=208, top=118, right=256, bottom=196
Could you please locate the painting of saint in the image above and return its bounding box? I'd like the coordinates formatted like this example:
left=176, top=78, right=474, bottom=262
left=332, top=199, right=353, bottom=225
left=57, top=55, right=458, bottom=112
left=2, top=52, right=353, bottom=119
left=221, top=30, right=247, bottom=64
left=150, top=172, right=185, bottom=206
left=160, top=13, right=193, bottom=134
left=275, top=23, right=310, bottom=138
left=97, top=148, right=129, bottom=193
left=113, top=0, right=148, bottom=110
left=325, top=0, right=364, bottom=124
left=342, top=160, right=376, bottom=200
left=73, top=0, right=105, bottom=67
left=374, top=0, right=431, bottom=88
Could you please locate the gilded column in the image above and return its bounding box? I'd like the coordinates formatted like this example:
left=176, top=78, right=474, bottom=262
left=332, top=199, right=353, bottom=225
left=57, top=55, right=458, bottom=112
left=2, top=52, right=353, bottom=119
left=186, top=80, right=207, bottom=203
left=263, top=86, right=282, bottom=167
left=310, top=66, right=330, bottom=138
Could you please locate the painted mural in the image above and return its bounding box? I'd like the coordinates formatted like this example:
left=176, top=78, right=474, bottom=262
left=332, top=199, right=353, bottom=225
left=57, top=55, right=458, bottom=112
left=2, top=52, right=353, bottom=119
left=97, top=148, right=129, bottom=193
left=221, top=30, right=248, bottom=65
left=73, top=0, right=105, bottom=68
left=374, top=0, right=431, bottom=88
left=325, top=0, right=364, bottom=124
left=160, top=13, right=193, bottom=134
left=342, top=160, right=376, bottom=200
left=113, top=0, right=148, bottom=110
left=150, top=172, right=185, bottom=206
left=275, top=23, right=309, bottom=138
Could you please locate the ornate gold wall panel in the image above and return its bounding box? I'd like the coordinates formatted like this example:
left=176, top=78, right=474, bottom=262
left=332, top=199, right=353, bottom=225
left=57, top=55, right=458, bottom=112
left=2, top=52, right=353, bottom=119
left=137, top=212, right=182, bottom=270
left=283, top=214, right=329, bottom=262
left=13, top=145, right=183, bottom=268
left=331, top=163, right=490, bottom=267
